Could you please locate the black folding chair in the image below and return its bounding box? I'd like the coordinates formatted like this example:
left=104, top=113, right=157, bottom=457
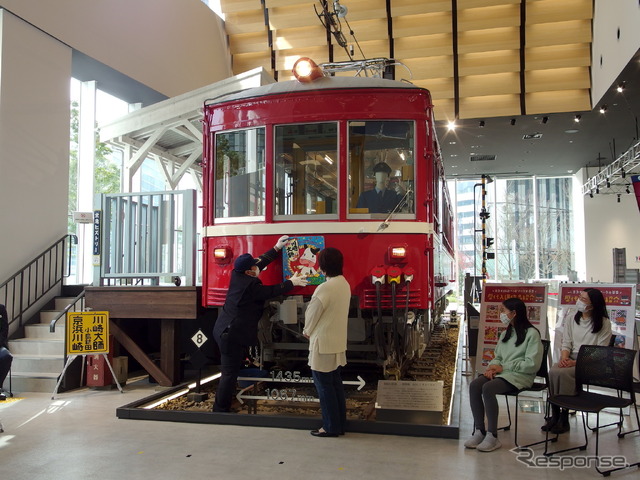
left=617, top=349, right=640, bottom=439
left=498, top=339, right=554, bottom=449
left=543, top=345, right=639, bottom=476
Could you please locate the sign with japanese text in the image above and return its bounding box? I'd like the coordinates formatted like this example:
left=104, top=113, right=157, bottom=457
left=474, top=283, right=549, bottom=375
left=66, top=311, right=110, bottom=355
left=555, top=283, right=637, bottom=361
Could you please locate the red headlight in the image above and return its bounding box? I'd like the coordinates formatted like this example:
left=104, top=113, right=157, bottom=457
left=388, top=245, right=407, bottom=261
left=292, top=57, right=324, bottom=83
left=213, top=246, right=232, bottom=264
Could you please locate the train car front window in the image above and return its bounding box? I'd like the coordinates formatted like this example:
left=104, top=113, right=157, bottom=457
left=348, top=120, right=415, bottom=217
left=214, top=128, right=265, bottom=220
left=274, top=123, right=338, bottom=218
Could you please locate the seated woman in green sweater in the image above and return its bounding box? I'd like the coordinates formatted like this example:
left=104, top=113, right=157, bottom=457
left=464, top=297, right=544, bottom=452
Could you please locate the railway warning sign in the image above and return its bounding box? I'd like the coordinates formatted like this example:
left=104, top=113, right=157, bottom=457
left=66, top=311, right=110, bottom=355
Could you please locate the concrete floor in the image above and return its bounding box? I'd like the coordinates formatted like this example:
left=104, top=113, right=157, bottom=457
left=1, top=368, right=638, bottom=480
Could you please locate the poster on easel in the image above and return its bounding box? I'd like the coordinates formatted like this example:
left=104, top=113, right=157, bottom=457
left=474, top=283, right=549, bottom=375
left=556, top=283, right=638, bottom=377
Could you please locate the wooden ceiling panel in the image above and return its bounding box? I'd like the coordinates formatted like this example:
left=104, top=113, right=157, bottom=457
left=233, top=52, right=272, bottom=74
left=268, top=4, right=320, bottom=30
left=413, top=78, right=455, bottom=101
left=400, top=56, right=454, bottom=81
left=224, top=10, right=266, bottom=35
left=275, top=47, right=330, bottom=71
left=525, top=89, right=591, bottom=114
left=220, top=0, right=262, bottom=14
left=273, top=25, right=328, bottom=50
left=332, top=18, right=389, bottom=43
left=460, top=72, right=521, bottom=97
left=458, top=27, right=519, bottom=54
left=458, top=0, right=520, bottom=8
left=332, top=40, right=390, bottom=62
left=393, top=12, right=453, bottom=38
left=431, top=98, right=455, bottom=123
left=459, top=94, right=521, bottom=119
left=526, top=44, right=591, bottom=71
left=526, top=20, right=591, bottom=48
left=394, top=34, right=453, bottom=58
left=527, top=0, right=592, bottom=25
left=525, top=67, right=591, bottom=93
left=265, top=0, right=314, bottom=8
left=229, top=31, right=270, bottom=55
left=391, top=0, right=451, bottom=17
left=459, top=50, right=520, bottom=76
left=457, top=5, right=521, bottom=32
left=331, top=0, right=387, bottom=21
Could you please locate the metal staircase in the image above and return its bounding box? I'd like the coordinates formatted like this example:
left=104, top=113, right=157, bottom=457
left=1, top=235, right=80, bottom=394
left=8, top=296, right=83, bottom=393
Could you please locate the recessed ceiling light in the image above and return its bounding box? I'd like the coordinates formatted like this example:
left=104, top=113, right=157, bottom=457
left=449, top=141, right=456, bottom=145
left=564, top=129, right=579, bottom=134
left=567, top=170, right=573, bottom=173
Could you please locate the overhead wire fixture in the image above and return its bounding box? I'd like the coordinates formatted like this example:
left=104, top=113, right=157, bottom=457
left=510, top=118, right=516, bottom=126
left=479, top=120, right=485, bottom=127
left=542, top=116, right=549, bottom=124
left=617, top=194, right=621, bottom=203
left=626, top=185, right=631, bottom=194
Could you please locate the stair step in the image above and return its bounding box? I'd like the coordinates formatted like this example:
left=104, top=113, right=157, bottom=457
left=8, top=373, right=60, bottom=394
left=55, top=297, right=80, bottom=310
left=11, top=354, right=65, bottom=374
left=8, top=338, right=64, bottom=355
left=39, top=310, right=67, bottom=324
left=25, top=324, right=65, bottom=339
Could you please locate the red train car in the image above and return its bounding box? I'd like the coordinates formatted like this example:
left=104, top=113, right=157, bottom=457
left=202, top=60, right=454, bottom=377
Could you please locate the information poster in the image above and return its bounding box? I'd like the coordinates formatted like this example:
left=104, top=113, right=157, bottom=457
left=474, top=283, right=549, bottom=375
left=282, top=235, right=325, bottom=285
left=555, top=283, right=638, bottom=376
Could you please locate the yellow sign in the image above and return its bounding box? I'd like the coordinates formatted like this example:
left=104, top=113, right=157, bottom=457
left=66, top=311, right=110, bottom=355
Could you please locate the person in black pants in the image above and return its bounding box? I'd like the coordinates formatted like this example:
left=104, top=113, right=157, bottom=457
left=212, top=236, right=308, bottom=412
left=0, top=304, right=13, bottom=399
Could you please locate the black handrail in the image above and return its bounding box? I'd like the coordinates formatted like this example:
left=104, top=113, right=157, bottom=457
left=0, top=234, right=77, bottom=334
left=49, top=290, right=86, bottom=333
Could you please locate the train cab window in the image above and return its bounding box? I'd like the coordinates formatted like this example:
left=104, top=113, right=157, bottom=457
left=348, top=120, right=415, bottom=217
left=214, top=128, right=265, bottom=220
left=274, top=122, right=338, bottom=218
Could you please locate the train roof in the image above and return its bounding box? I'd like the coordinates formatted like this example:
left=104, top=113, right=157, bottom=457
left=204, top=76, right=426, bottom=107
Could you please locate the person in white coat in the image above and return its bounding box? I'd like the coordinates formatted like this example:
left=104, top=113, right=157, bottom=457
left=303, top=247, right=351, bottom=437
left=541, top=287, right=612, bottom=434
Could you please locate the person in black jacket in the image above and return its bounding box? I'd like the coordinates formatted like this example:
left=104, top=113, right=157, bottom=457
left=212, top=236, right=308, bottom=412
left=0, top=304, right=13, bottom=399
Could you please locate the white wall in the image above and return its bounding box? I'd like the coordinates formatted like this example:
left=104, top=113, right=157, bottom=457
left=581, top=167, right=640, bottom=282
left=0, top=11, right=72, bottom=276
left=591, top=0, right=640, bottom=106
left=0, top=0, right=231, bottom=97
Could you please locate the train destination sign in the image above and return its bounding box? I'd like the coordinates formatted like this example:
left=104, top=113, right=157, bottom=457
left=66, top=311, right=110, bottom=355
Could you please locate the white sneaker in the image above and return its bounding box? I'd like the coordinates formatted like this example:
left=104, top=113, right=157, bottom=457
left=463, top=430, right=486, bottom=449
left=476, top=433, right=501, bottom=452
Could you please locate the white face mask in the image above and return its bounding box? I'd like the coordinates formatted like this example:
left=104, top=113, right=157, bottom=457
left=575, top=299, right=588, bottom=312
left=375, top=172, right=389, bottom=188
left=500, top=313, right=511, bottom=325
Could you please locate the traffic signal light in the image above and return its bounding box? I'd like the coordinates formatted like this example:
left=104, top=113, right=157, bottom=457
left=483, top=252, right=495, bottom=260
left=478, top=208, right=490, bottom=220
left=484, top=237, right=494, bottom=248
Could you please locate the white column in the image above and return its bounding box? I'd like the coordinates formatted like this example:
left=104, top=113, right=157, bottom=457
left=77, top=81, right=97, bottom=284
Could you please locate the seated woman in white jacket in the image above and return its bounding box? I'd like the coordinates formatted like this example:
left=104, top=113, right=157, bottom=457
left=303, top=247, right=351, bottom=438
left=541, top=287, right=612, bottom=434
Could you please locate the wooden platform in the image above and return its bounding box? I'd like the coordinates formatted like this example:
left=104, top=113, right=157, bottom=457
left=85, top=286, right=202, bottom=387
